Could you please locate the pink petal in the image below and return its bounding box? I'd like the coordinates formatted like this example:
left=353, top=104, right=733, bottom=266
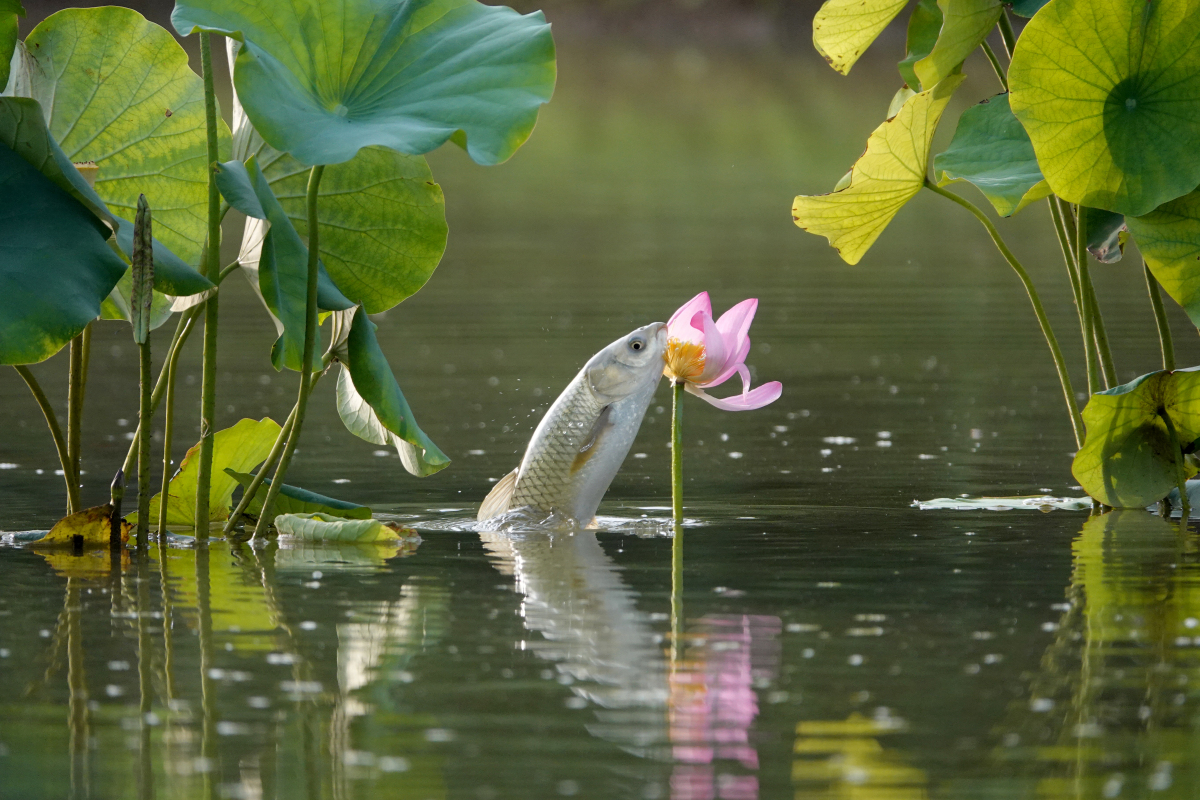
left=686, top=381, right=782, bottom=411
left=708, top=336, right=751, bottom=388
left=696, top=307, right=728, bottom=383
left=667, top=292, right=711, bottom=335
left=714, top=298, right=757, bottom=356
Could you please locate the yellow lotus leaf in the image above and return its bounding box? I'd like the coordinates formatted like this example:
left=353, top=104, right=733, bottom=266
left=813, top=0, right=908, bottom=75
left=792, top=73, right=964, bottom=265
left=36, top=503, right=129, bottom=548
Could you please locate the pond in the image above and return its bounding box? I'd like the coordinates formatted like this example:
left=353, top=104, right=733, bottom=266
left=3, top=19, right=1200, bottom=800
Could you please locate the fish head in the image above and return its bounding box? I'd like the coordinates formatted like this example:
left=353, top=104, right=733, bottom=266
left=585, top=322, right=667, bottom=402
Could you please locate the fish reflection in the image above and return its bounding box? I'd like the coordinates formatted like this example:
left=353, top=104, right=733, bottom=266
left=996, top=511, right=1200, bottom=797
left=480, top=530, right=781, bottom=797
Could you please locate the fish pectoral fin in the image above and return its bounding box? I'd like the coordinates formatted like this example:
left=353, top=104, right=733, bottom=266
left=571, top=405, right=613, bottom=475
left=478, top=467, right=520, bottom=521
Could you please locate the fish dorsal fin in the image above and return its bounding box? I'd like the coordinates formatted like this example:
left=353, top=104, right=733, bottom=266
left=478, top=467, right=520, bottom=521
left=572, top=405, right=613, bottom=475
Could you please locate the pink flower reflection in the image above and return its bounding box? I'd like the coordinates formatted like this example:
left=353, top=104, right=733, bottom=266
left=669, top=614, right=782, bottom=800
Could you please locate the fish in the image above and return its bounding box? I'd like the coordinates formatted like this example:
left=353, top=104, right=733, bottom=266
left=479, top=322, right=667, bottom=527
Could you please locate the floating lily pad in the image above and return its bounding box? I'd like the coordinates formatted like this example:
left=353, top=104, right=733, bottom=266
left=898, top=0, right=942, bottom=90
left=225, top=469, right=372, bottom=520
left=140, top=418, right=282, bottom=526
left=1009, top=0, right=1200, bottom=216
left=173, top=0, right=555, bottom=167
left=813, top=0, right=908, bottom=75
left=934, top=93, right=1051, bottom=217
left=274, top=512, right=418, bottom=544
left=1071, top=369, right=1200, bottom=508
left=792, top=74, right=964, bottom=265
left=914, top=0, right=1003, bottom=91
left=914, top=495, right=1092, bottom=511
left=23, top=6, right=231, bottom=266
left=1126, top=191, right=1200, bottom=329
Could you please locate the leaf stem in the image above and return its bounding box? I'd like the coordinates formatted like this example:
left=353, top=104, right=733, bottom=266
left=980, top=40, right=1008, bottom=91
left=195, top=31, right=223, bottom=541
left=1053, top=197, right=1100, bottom=393
left=122, top=306, right=200, bottom=478
left=14, top=365, right=78, bottom=512
left=1161, top=407, right=1190, bottom=520
left=66, top=325, right=90, bottom=512
left=1073, top=207, right=1116, bottom=388
left=156, top=313, right=194, bottom=541
left=998, top=10, right=1018, bottom=59
left=1145, top=261, right=1176, bottom=371
left=925, top=179, right=1084, bottom=448
left=224, top=402, right=299, bottom=534
left=253, top=165, right=326, bottom=539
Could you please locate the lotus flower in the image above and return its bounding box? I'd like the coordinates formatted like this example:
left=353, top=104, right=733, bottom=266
left=663, top=292, right=782, bottom=411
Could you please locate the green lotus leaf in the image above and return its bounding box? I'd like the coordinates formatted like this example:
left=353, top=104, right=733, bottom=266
left=101, top=269, right=177, bottom=332
left=813, top=0, right=908, bottom=75
left=140, top=417, right=282, bottom=526
left=914, top=0, right=1002, bottom=91
left=218, top=157, right=354, bottom=371
left=1083, top=206, right=1125, bottom=264
left=792, top=74, right=965, bottom=265
left=224, top=469, right=372, bottom=520
left=337, top=308, right=449, bottom=476
left=0, top=139, right=128, bottom=365
left=274, top=512, right=417, bottom=544
left=1126, top=192, right=1200, bottom=329
left=1071, top=370, right=1200, bottom=508
left=220, top=41, right=448, bottom=313
left=898, top=0, right=942, bottom=90
left=1008, top=0, right=1200, bottom=216
left=0, top=0, right=21, bottom=92
left=933, top=93, right=1051, bottom=217
left=173, top=0, right=556, bottom=167
left=1007, top=0, right=1048, bottom=17
left=23, top=6, right=231, bottom=265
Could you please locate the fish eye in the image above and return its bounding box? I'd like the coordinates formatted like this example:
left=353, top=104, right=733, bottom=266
left=629, top=337, right=645, bottom=351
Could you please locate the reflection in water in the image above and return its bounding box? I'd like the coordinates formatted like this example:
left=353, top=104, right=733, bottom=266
left=791, top=713, right=927, bottom=800
left=997, top=511, right=1200, bottom=798
left=480, top=530, right=781, bottom=798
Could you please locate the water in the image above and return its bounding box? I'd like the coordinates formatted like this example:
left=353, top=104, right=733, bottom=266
left=4, top=21, right=1200, bottom=800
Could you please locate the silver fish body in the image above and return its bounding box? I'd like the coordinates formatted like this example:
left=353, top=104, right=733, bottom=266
left=479, top=322, right=667, bottom=526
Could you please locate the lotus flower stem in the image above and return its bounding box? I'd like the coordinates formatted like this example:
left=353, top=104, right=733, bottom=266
left=1145, top=262, right=1176, bottom=371
left=254, top=165, right=326, bottom=540
left=671, top=379, right=684, bottom=525
left=980, top=41, right=1008, bottom=91
left=925, top=179, right=1085, bottom=448
left=195, top=31, right=223, bottom=541
left=66, top=325, right=91, bottom=513
left=14, top=365, right=78, bottom=513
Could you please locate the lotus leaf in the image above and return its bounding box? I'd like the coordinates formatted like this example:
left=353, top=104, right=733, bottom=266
left=336, top=307, right=449, bottom=476
left=0, top=137, right=127, bottom=364
left=274, top=512, right=417, bottom=544
left=914, top=0, right=1002, bottom=91
left=23, top=7, right=231, bottom=265
left=898, top=0, right=942, bottom=90
left=225, top=469, right=373, bottom=520
left=36, top=503, right=128, bottom=547
left=173, top=0, right=556, bottom=167
left=792, top=74, right=964, bottom=265
left=1009, top=0, right=1200, bottom=216
left=934, top=93, right=1050, bottom=217
left=1008, top=0, right=1048, bottom=16
left=1083, top=207, right=1125, bottom=264
left=1126, top=192, right=1200, bottom=329
left=813, top=0, right=907, bottom=75
left=0, top=0, right=20, bottom=91
left=1071, top=369, right=1200, bottom=508
left=142, top=417, right=282, bottom=526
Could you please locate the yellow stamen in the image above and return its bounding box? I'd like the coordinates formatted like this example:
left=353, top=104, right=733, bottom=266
left=663, top=338, right=705, bottom=383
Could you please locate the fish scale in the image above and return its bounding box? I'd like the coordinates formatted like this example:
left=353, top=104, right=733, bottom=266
left=510, top=375, right=606, bottom=511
